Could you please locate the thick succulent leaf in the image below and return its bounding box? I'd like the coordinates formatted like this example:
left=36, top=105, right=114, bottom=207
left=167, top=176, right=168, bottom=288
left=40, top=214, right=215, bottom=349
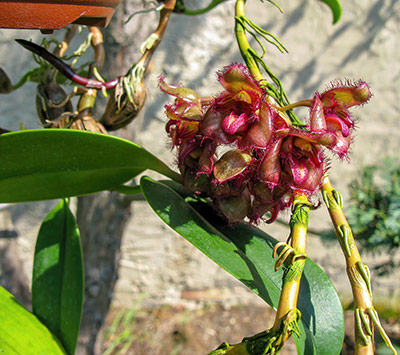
left=32, top=199, right=83, bottom=354
left=0, top=286, right=67, bottom=354
left=318, top=0, right=341, bottom=24
left=0, top=129, right=179, bottom=202
left=140, top=177, right=344, bottom=355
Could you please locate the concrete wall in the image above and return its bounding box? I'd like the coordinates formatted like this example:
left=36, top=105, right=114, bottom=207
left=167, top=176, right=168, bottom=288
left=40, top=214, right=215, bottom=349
left=1, top=0, right=399, bottom=307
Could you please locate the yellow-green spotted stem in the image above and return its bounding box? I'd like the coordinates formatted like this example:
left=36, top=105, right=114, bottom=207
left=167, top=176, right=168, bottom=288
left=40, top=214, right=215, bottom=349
left=322, top=175, right=397, bottom=355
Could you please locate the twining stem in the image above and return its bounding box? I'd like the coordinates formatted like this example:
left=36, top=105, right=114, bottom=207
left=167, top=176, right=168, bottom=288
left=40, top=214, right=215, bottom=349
left=54, top=25, right=78, bottom=58
left=77, top=28, right=105, bottom=114
left=89, top=27, right=105, bottom=71
left=136, top=0, right=176, bottom=70
left=321, top=175, right=397, bottom=355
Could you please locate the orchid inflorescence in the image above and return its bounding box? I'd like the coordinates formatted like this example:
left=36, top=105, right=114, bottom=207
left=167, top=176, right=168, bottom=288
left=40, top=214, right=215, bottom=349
left=160, top=63, right=371, bottom=224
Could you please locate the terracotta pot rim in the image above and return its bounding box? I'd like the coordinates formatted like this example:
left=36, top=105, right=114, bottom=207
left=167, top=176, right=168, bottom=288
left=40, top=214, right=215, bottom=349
left=5, top=0, right=120, bottom=5
left=0, top=0, right=122, bottom=30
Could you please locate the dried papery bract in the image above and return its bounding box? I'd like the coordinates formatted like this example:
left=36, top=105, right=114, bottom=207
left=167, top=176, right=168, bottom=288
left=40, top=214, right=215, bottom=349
left=36, top=80, right=73, bottom=127
left=71, top=114, right=108, bottom=133
left=101, top=80, right=147, bottom=131
left=51, top=113, right=107, bottom=134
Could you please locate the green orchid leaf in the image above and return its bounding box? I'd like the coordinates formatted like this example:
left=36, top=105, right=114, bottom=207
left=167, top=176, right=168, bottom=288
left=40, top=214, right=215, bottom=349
left=0, top=286, right=67, bottom=354
left=140, top=177, right=344, bottom=355
left=0, top=129, right=179, bottom=203
left=32, top=199, right=83, bottom=354
left=318, top=0, right=342, bottom=24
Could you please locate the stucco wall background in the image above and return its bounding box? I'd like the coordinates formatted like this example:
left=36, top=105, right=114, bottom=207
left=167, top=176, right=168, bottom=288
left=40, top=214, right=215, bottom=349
left=0, top=0, right=399, bottom=309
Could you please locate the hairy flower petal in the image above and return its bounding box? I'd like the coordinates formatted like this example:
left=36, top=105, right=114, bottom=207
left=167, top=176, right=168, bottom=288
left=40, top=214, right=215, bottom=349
left=198, top=140, right=216, bottom=175
left=321, top=80, right=371, bottom=109
left=330, top=131, right=351, bottom=158
left=218, top=63, right=263, bottom=96
left=183, top=169, right=210, bottom=193
left=159, top=76, right=201, bottom=102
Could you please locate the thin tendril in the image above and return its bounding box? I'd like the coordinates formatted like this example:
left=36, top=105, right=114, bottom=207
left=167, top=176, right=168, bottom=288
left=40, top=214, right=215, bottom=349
left=241, top=16, right=288, bottom=53
left=124, top=3, right=165, bottom=24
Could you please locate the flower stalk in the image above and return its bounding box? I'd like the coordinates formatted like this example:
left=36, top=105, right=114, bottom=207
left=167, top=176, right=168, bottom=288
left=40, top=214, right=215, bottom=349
left=206, top=192, right=309, bottom=355
left=321, top=175, right=397, bottom=355
left=268, top=192, right=309, bottom=352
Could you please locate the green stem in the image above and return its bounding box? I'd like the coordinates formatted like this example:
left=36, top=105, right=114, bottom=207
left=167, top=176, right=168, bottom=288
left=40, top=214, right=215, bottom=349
left=156, top=163, right=182, bottom=183
left=269, top=193, right=309, bottom=348
left=234, top=0, right=304, bottom=126
left=322, top=175, right=397, bottom=355
left=183, top=0, right=228, bottom=16
left=206, top=193, right=309, bottom=355
left=275, top=99, right=312, bottom=112
left=235, top=0, right=263, bottom=82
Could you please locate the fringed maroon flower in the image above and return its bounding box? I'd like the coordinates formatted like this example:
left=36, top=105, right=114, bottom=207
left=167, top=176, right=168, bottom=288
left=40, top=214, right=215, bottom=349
left=160, top=64, right=371, bottom=224
left=202, top=63, right=274, bottom=150
left=159, top=76, right=204, bottom=146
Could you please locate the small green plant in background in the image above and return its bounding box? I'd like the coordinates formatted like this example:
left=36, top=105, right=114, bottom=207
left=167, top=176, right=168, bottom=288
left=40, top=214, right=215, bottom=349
left=103, top=295, right=146, bottom=355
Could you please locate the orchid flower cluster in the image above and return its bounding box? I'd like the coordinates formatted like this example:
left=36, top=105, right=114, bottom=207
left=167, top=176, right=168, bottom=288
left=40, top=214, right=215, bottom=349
left=160, top=63, right=371, bottom=224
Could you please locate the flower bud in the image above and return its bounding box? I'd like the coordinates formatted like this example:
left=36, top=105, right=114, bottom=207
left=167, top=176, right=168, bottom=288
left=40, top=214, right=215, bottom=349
left=216, top=189, right=251, bottom=223
left=183, top=169, right=210, bottom=194
left=213, top=149, right=253, bottom=183
left=101, top=81, right=146, bottom=131
left=36, top=81, right=73, bottom=126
